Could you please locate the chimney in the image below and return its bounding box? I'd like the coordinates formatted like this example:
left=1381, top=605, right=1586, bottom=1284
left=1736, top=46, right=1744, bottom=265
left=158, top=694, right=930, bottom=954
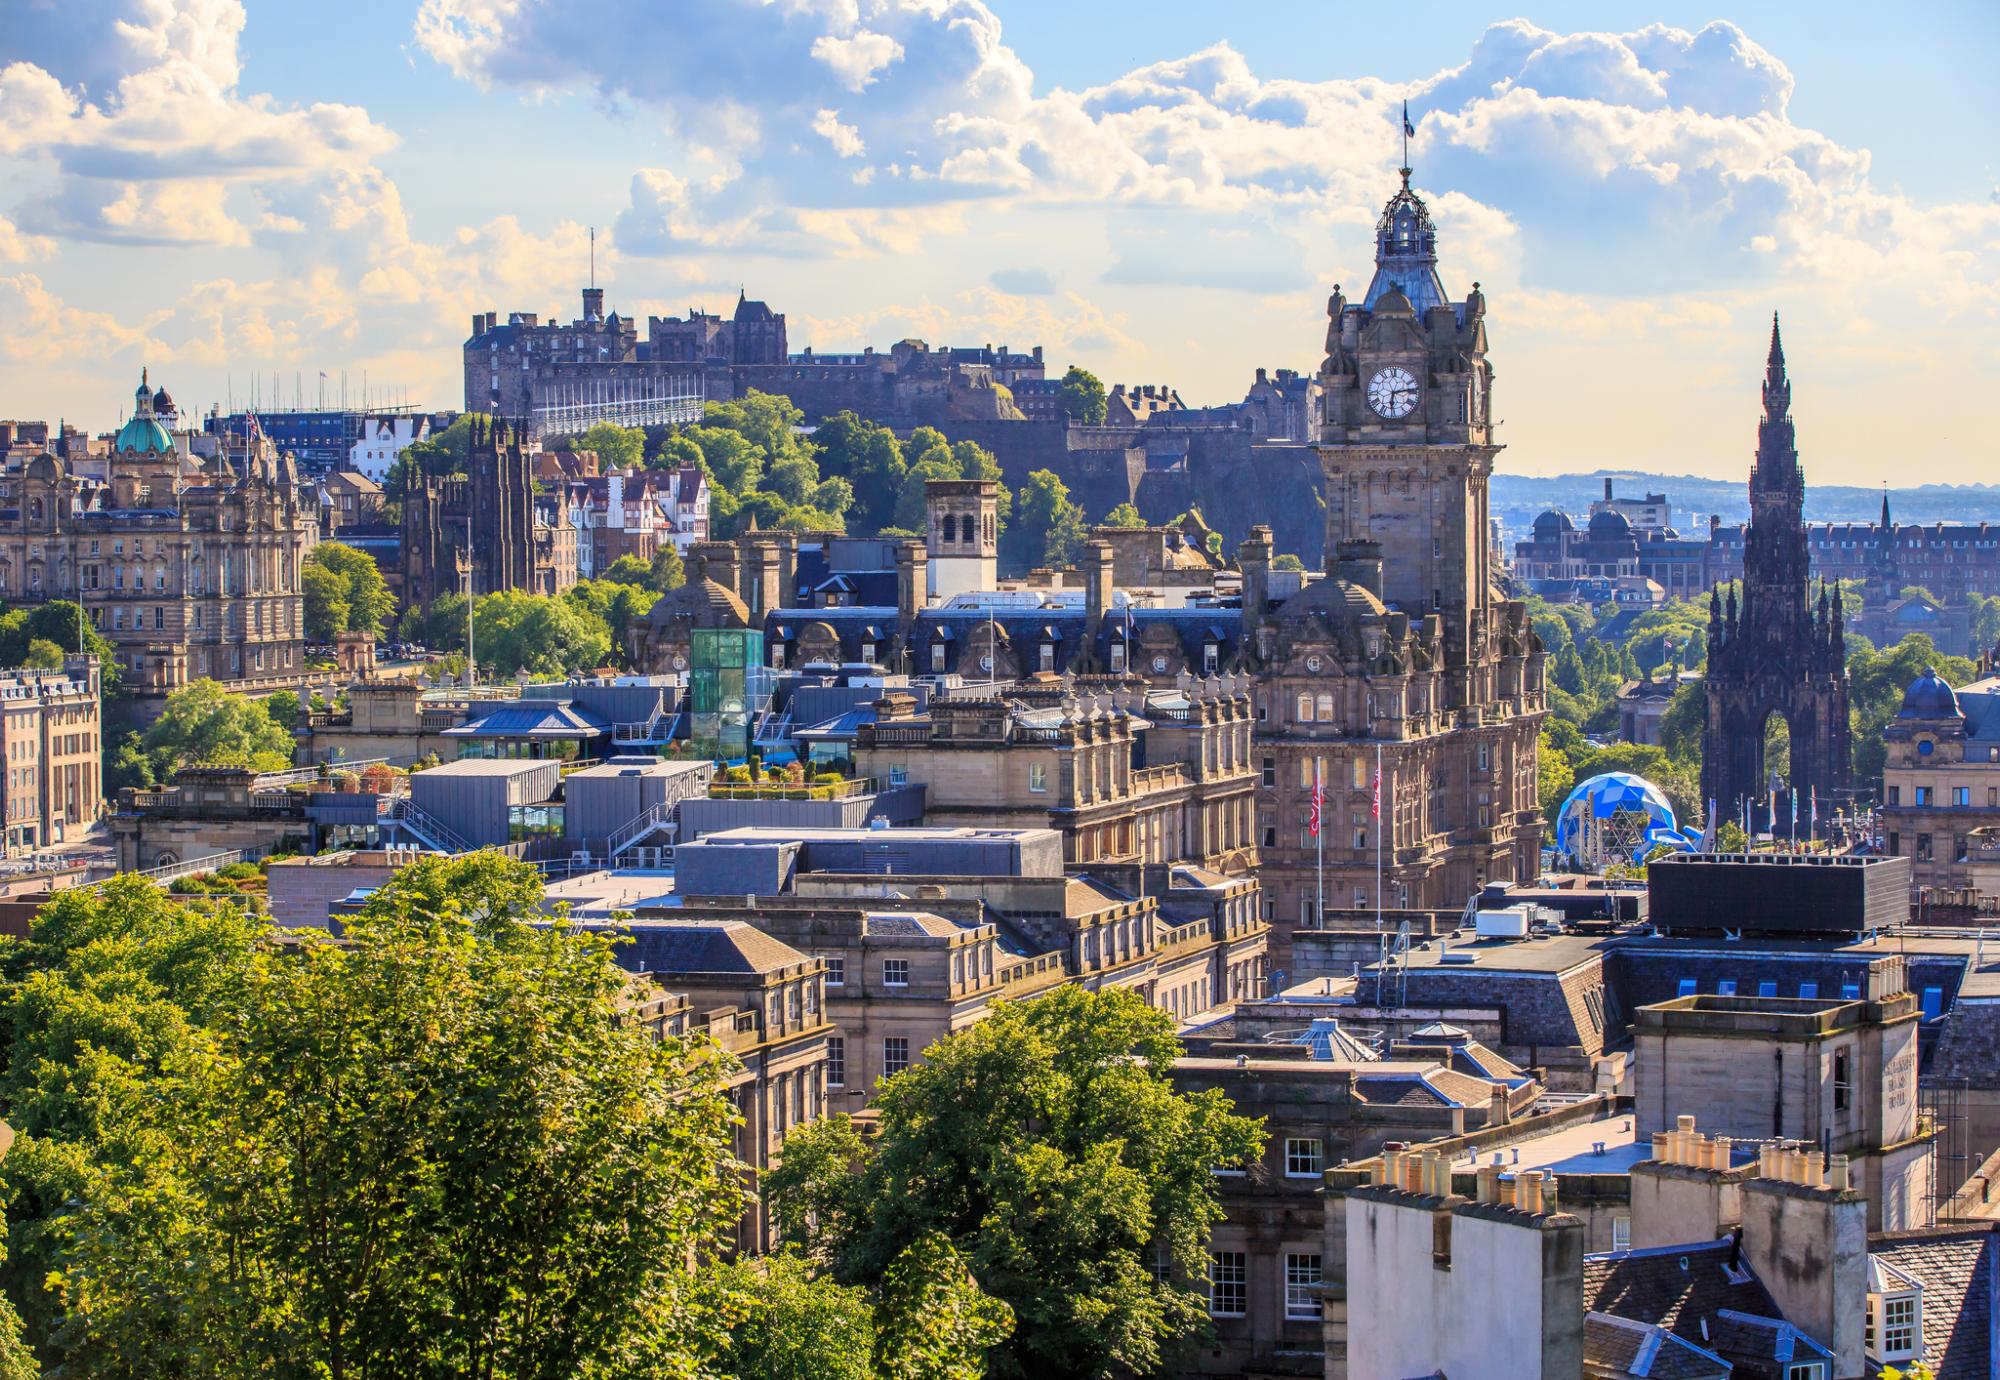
left=472, top=313, right=487, bottom=338
left=1629, top=1114, right=1749, bottom=1250
left=894, top=540, right=926, bottom=628
left=1084, top=539, right=1114, bottom=657
left=692, top=541, right=738, bottom=599
left=1739, top=1165, right=1867, bottom=1377
left=1335, top=538, right=1385, bottom=598
left=1604, top=477, right=1614, bottom=502
left=485, top=311, right=497, bottom=332
left=1238, top=525, right=1272, bottom=625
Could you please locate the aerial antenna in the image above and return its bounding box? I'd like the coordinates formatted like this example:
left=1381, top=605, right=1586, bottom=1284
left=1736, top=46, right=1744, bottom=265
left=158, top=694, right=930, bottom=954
left=589, top=226, right=595, bottom=290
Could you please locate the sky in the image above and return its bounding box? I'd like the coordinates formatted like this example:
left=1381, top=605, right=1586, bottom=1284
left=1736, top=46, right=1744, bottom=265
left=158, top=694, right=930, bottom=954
left=1, top=0, right=1995, bottom=484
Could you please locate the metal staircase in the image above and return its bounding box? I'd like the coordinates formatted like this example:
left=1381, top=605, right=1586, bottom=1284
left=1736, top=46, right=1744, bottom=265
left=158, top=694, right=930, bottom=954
left=606, top=799, right=677, bottom=862
left=380, top=796, right=475, bottom=855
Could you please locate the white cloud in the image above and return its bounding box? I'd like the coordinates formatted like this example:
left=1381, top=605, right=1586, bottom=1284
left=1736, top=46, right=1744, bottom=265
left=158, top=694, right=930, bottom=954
left=0, top=1, right=395, bottom=245
left=810, top=31, right=904, bottom=92
left=812, top=108, right=865, bottom=159
left=0, top=215, right=55, bottom=263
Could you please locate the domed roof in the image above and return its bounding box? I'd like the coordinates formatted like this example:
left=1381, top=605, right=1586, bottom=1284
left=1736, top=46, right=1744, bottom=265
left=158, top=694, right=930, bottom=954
left=1899, top=667, right=1961, bottom=719
left=1587, top=509, right=1633, bottom=539
left=1280, top=573, right=1386, bottom=627
left=115, top=368, right=174, bottom=455
left=643, top=577, right=749, bottom=630
left=1532, top=509, right=1574, bottom=538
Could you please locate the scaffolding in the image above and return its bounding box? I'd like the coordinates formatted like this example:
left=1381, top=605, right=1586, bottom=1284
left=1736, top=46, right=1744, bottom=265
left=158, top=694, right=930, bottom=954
left=530, top=370, right=704, bottom=439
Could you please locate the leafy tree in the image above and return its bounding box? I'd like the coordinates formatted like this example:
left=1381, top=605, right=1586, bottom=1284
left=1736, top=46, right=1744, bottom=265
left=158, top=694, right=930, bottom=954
left=473, top=590, right=613, bottom=679
left=1004, top=470, right=1086, bottom=574
left=715, top=1253, right=876, bottom=1380
left=1538, top=729, right=1576, bottom=825
left=1848, top=633, right=1977, bottom=788
left=814, top=413, right=906, bottom=534
left=123, top=679, right=294, bottom=782
left=563, top=579, right=653, bottom=665
left=1100, top=503, right=1145, bottom=529
left=894, top=452, right=963, bottom=532
left=1273, top=554, right=1305, bottom=572
left=399, top=589, right=468, bottom=652
left=767, top=454, right=825, bottom=507
left=648, top=431, right=707, bottom=472
left=1056, top=367, right=1107, bottom=425
left=264, top=688, right=302, bottom=734
left=303, top=542, right=396, bottom=641
left=393, top=413, right=477, bottom=489
left=19, top=638, right=61, bottom=670
left=31, top=855, right=745, bottom=1380
left=686, top=425, right=767, bottom=496
left=602, top=554, right=655, bottom=587
left=651, top=543, right=687, bottom=593
left=874, top=1232, right=1013, bottom=1380
left=575, top=421, right=645, bottom=471
left=765, top=986, right=1260, bottom=1379
left=0, top=600, right=120, bottom=697
left=705, top=391, right=810, bottom=468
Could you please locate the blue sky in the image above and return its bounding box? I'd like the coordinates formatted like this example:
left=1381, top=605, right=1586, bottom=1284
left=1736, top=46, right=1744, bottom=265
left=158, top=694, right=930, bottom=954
left=2, top=1, right=1995, bottom=484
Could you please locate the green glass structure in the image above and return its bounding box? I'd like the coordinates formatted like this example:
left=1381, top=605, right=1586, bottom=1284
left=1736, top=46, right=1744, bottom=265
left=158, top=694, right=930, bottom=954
left=690, top=627, right=763, bottom=761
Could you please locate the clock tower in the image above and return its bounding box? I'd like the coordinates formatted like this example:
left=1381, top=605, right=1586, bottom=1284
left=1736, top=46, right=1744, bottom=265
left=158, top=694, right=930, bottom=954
left=1317, top=167, right=1499, bottom=707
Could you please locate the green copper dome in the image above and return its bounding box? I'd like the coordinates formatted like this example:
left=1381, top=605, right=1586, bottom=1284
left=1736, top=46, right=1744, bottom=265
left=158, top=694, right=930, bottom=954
left=115, top=368, right=174, bottom=454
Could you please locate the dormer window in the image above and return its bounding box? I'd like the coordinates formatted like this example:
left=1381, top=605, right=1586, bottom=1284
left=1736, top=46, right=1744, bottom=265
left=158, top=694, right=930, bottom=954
left=1866, top=1257, right=1923, bottom=1361
left=1203, top=641, right=1219, bottom=674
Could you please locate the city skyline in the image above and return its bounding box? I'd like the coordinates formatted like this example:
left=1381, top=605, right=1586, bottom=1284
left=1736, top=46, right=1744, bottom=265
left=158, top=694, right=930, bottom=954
left=2, top=1, right=1995, bottom=484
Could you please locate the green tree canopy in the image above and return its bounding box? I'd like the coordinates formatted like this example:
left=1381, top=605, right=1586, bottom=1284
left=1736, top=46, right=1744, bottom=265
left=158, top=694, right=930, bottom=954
left=765, top=986, right=1260, bottom=1379
left=472, top=590, right=613, bottom=680
left=116, top=679, right=295, bottom=784
left=302, top=541, right=396, bottom=641
left=814, top=413, right=907, bottom=534
left=394, top=413, right=477, bottom=489
left=1056, top=367, right=1107, bottom=425
left=1099, top=503, right=1145, bottom=529
left=17, top=855, right=746, bottom=1380
left=573, top=421, right=645, bottom=471
left=1003, top=470, right=1086, bottom=574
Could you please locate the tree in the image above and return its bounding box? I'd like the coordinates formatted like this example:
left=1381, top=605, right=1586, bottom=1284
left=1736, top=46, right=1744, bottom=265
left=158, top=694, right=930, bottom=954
left=685, top=425, right=766, bottom=496
left=1538, top=729, right=1575, bottom=825
left=264, top=688, right=302, bottom=734
left=705, top=391, right=810, bottom=468
left=19, top=638, right=61, bottom=670
left=394, top=413, right=477, bottom=488
left=400, top=589, right=468, bottom=652
left=126, top=679, right=294, bottom=781
left=814, top=413, right=906, bottom=534
left=575, top=421, right=645, bottom=472
left=765, top=986, right=1260, bottom=1379
left=1056, top=367, right=1106, bottom=425
left=1004, top=470, right=1086, bottom=574
left=651, top=543, right=687, bottom=593
left=874, top=1232, right=1013, bottom=1380
left=32, top=855, right=746, bottom=1380
left=602, top=554, right=655, bottom=587
left=1273, top=554, right=1305, bottom=572
left=473, top=590, right=613, bottom=679
left=563, top=579, right=652, bottom=665
left=303, top=542, right=396, bottom=641
left=0, top=600, right=120, bottom=697
left=1848, top=633, right=1977, bottom=788
left=715, top=1253, right=876, bottom=1380
left=1100, top=503, right=1145, bottom=529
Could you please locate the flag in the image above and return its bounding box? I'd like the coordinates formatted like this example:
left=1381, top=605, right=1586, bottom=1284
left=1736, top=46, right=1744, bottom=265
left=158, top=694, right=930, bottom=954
left=1402, top=100, right=1416, bottom=139
left=1810, top=787, right=1817, bottom=832
left=1704, top=798, right=1718, bottom=852
left=1791, top=790, right=1799, bottom=826
left=1768, top=788, right=1777, bottom=833
left=1371, top=761, right=1382, bottom=820
left=1308, top=760, right=1323, bottom=839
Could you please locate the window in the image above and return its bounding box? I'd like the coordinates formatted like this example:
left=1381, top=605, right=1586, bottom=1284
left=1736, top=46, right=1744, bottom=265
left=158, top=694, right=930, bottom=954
left=883, top=1036, right=909, bottom=1076
left=1028, top=763, right=1048, bottom=793
left=1876, top=1291, right=1919, bottom=1357
left=1786, top=1363, right=1824, bottom=1380
left=786, top=986, right=801, bottom=1021
left=1611, top=1216, right=1632, bottom=1252
left=1800, top=982, right=1818, bottom=1000
left=1677, top=978, right=1697, bottom=997
left=884, top=959, right=910, bottom=987
left=824, top=956, right=845, bottom=986
left=1208, top=1252, right=1246, bottom=1318
left=1284, top=1138, right=1324, bottom=1177
left=1918, top=832, right=1935, bottom=861
left=1284, top=1253, right=1322, bottom=1320
left=1758, top=980, right=1777, bottom=998
left=1038, top=643, right=1055, bottom=672
left=1916, top=786, right=1933, bottom=806
left=930, top=644, right=946, bottom=673
left=1260, top=756, right=1276, bottom=788
left=1955, top=787, right=1972, bottom=806
left=1833, top=1050, right=1850, bottom=1111
left=1922, top=987, right=1944, bottom=1021
left=827, top=1038, right=845, bottom=1087
left=1717, top=979, right=1737, bottom=996
left=888, top=764, right=907, bottom=787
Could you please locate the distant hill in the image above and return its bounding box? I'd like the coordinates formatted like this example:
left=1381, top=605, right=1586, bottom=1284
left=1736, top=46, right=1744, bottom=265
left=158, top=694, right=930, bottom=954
left=1491, top=470, right=2000, bottom=539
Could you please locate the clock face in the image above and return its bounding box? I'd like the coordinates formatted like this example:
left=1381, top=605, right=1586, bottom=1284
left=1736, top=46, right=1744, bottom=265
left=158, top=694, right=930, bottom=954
left=1368, top=366, right=1419, bottom=419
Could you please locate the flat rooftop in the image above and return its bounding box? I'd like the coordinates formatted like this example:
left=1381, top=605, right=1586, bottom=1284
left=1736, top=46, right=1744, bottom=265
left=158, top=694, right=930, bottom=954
left=542, top=868, right=678, bottom=917
left=692, top=825, right=1060, bottom=844
left=1455, top=1112, right=1644, bottom=1174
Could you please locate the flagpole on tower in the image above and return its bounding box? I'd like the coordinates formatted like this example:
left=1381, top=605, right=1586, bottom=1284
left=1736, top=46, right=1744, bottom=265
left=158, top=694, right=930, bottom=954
left=1374, top=743, right=1384, bottom=933
left=1313, top=757, right=1324, bottom=930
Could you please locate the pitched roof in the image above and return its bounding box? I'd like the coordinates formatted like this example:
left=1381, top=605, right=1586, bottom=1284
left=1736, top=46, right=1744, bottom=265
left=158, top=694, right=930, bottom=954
left=1584, top=1240, right=1786, bottom=1357
left=1583, top=1313, right=1730, bottom=1379
left=623, top=919, right=810, bottom=977
left=1868, top=1227, right=1999, bottom=1380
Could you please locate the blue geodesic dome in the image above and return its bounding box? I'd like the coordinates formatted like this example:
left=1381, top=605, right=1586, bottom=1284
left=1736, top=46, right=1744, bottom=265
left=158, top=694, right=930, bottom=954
left=1553, top=771, right=1697, bottom=863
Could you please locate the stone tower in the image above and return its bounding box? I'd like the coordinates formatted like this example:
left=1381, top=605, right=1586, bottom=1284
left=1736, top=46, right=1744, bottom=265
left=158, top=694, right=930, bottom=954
left=1701, top=316, right=1851, bottom=826
left=1318, top=167, right=1499, bottom=709
left=925, top=478, right=998, bottom=601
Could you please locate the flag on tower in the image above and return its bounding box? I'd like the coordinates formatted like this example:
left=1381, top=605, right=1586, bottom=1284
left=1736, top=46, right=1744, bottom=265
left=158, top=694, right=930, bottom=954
left=1809, top=786, right=1818, bottom=833
left=1402, top=100, right=1416, bottom=139
left=1371, top=761, right=1382, bottom=820
left=1308, top=760, right=1324, bottom=839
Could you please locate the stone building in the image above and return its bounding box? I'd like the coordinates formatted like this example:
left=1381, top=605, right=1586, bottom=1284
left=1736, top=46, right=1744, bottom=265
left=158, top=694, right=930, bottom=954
left=400, top=416, right=576, bottom=607
left=1881, top=664, right=2000, bottom=891
left=0, top=374, right=318, bottom=699
left=1701, top=318, right=1852, bottom=825
left=0, top=655, right=103, bottom=854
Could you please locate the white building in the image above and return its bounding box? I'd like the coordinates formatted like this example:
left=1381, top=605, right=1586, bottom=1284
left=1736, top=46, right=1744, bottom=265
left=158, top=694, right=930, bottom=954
left=348, top=414, right=432, bottom=483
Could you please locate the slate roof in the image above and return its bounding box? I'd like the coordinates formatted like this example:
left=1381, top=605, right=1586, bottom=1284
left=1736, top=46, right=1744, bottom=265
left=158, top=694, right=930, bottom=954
left=1868, top=1227, right=1999, bottom=1380
left=1583, top=1313, right=1730, bottom=1379
left=621, top=919, right=810, bottom=977
left=1584, top=1240, right=1788, bottom=1361
left=443, top=700, right=607, bottom=738
left=861, top=911, right=964, bottom=939
left=1709, top=1308, right=1834, bottom=1373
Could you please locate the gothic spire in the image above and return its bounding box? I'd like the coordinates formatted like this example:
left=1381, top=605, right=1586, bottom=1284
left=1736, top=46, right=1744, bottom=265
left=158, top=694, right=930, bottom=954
left=1762, top=311, right=1790, bottom=420
left=1880, top=483, right=1891, bottom=532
